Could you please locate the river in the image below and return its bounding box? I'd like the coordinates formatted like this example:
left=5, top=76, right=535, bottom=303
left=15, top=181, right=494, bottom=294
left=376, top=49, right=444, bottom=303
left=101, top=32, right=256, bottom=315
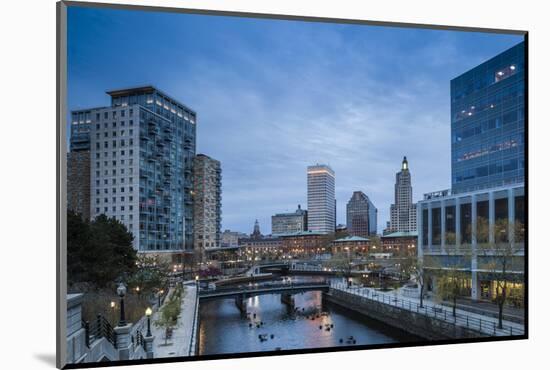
left=198, top=276, right=419, bottom=355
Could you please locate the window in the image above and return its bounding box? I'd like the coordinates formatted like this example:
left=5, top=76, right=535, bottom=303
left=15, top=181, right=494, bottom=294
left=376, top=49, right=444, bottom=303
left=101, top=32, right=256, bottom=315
left=460, top=203, right=472, bottom=244
left=104, top=112, right=108, bottom=119
left=121, top=110, right=125, bottom=117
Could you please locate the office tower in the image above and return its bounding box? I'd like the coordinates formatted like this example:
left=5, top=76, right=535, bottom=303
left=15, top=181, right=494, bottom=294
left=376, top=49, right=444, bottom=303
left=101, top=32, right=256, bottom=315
left=390, top=157, right=417, bottom=232
left=418, top=41, right=525, bottom=301
left=346, top=191, right=377, bottom=237
left=193, top=154, right=222, bottom=259
left=451, top=42, right=525, bottom=194
left=69, top=86, right=196, bottom=252
left=307, top=164, right=336, bottom=234
left=272, top=204, right=308, bottom=235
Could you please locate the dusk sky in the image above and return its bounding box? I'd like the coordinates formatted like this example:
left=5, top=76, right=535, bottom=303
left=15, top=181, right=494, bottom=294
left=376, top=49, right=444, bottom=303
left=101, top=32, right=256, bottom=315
left=67, top=6, right=523, bottom=235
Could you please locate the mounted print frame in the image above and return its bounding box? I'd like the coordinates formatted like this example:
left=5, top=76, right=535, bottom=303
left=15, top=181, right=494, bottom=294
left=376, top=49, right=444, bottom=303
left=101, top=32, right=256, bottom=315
left=57, top=1, right=528, bottom=368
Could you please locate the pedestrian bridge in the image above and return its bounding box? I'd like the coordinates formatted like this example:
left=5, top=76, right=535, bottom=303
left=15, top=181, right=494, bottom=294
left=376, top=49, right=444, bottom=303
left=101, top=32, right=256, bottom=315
left=198, top=282, right=330, bottom=300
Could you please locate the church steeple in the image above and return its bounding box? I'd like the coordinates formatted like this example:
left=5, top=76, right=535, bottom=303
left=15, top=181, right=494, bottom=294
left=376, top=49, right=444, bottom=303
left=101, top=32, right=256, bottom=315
left=251, top=219, right=262, bottom=239
left=402, top=156, right=409, bottom=171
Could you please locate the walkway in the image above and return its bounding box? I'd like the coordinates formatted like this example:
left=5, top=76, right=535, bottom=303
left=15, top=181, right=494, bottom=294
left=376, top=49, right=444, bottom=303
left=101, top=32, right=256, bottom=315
left=152, top=282, right=198, bottom=358
left=330, top=282, right=525, bottom=337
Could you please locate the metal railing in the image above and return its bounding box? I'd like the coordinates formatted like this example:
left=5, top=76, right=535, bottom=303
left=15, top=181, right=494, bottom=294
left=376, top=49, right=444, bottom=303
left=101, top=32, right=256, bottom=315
left=330, top=283, right=524, bottom=337
left=188, top=284, right=200, bottom=356
left=83, top=314, right=117, bottom=347
left=199, top=281, right=330, bottom=297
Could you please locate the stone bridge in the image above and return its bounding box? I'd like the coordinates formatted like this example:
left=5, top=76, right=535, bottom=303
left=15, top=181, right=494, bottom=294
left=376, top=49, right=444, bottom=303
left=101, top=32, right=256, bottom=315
left=199, top=282, right=330, bottom=313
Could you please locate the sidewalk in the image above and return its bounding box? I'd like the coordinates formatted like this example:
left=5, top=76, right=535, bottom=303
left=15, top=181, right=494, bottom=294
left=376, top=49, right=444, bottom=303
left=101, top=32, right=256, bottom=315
left=331, top=283, right=525, bottom=337
left=152, top=283, right=198, bottom=358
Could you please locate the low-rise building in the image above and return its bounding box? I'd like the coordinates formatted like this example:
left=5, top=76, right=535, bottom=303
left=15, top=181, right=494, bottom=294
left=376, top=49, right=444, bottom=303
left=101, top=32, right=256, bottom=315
left=380, top=231, right=417, bottom=256
left=279, top=231, right=331, bottom=257
left=331, top=236, right=370, bottom=255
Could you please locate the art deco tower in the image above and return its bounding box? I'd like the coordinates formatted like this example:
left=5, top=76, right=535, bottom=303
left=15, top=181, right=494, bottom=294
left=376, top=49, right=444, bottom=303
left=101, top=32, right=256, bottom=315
left=389, top=157, right=417, bottom=232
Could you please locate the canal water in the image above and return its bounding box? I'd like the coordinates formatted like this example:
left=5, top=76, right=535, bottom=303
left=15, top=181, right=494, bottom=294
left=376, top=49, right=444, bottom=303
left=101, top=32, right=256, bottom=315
left=198, top=277, right=418, bottom=355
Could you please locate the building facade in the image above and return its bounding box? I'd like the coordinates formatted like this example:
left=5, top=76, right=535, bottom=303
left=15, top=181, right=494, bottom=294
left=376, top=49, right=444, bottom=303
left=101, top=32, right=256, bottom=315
left=389, top=157, right=417, bottom=233
left=280, top=231, right=331, bottom=256
left=419, top=42, right=526, bottom=304
left=451, top=42, right=525, bottom=194
left=221, top=230, right=248, bottom=248
left=271, top=204, right=308, bottom=236
left=331, top=236, right=370, bottom=255
left=346, top=191, right=377, bottom=237
left=67, top=151, right=91, bottom=220
left=380, top=231, right=417, bottom=256
left=307, top=164, right=336, bottom=234
left=193, top=154, right=222, bottom=259
left=70, top=86, right=196, bottom=253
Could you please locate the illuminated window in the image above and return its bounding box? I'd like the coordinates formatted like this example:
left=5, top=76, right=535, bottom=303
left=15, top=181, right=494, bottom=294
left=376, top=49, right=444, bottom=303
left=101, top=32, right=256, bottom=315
left=495, top=65, right=517, bottom=83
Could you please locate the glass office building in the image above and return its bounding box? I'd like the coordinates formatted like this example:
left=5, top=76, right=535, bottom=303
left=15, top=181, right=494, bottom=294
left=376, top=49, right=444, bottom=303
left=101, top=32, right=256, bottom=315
left=418, top=41, right=526, bottom=302
left=346, top=191, right=377, bottom=237
left=451, top=41, right=525, bottom=194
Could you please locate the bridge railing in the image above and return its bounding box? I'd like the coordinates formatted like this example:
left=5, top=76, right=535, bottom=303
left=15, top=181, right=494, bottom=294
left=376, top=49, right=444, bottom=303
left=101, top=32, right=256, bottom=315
left=331, top=283, right=524, bottom=337
left=199, top=281, right=330, bottom=296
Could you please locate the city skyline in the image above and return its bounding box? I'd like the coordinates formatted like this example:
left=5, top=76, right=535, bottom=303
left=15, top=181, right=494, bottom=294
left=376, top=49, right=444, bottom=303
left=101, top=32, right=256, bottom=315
left=67, top=6, right=523, bottom=234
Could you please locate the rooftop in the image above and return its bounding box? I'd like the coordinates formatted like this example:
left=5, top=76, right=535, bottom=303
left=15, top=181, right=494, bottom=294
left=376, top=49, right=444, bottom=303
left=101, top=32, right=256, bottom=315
left=382, top=231, right=418, bottom=238
left=333, top=236, right=370, bottom=242
left=277, top=230, right=325, bottom=238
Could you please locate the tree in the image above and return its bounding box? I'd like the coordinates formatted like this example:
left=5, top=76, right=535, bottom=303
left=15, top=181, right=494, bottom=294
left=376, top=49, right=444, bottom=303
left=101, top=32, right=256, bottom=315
left=154, top=284, right=183, bottom=345
left=128, top=254, right=171, bottom=296
left=67, top=212, right=137, bottom=288
left=327, top=250, right=354, bottom=287
left=431, top=243, right=471, bottom=317
left=401, top=253, right=434, bottom=308
left=476, top=218, right=524, bottom=328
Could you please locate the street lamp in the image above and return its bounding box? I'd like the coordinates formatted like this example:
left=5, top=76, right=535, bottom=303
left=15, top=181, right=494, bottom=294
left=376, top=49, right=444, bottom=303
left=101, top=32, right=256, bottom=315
left=195, top=275, right=199, bottom=288
left=158, top=289, right=164, bottom=307
left=145, top=307, right=152, bottom=337
left=116, top=282, right=127, bottom=326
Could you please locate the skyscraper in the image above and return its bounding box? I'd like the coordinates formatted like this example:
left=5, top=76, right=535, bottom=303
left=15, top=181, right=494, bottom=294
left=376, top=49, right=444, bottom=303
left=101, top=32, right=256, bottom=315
left=193, top=154, right=222, bottom=259
left=271, top=205, right=308, bottom=235
left=418, top=41, right=525, bottom=302
left=69, top=86, right=196, bottom=253
left=346, top=191, right=377, bottom=237
left=451, top=41, right=525, bottom=194
left=389, top=157, right=417, bottom=233
left=307, top=164, right=335, bottom=234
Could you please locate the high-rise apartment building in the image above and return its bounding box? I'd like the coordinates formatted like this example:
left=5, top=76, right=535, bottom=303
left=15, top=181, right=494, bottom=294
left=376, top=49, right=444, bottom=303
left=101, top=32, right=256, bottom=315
left=451, top=42, right=525, bottom=194
left=193, top=154, right=222, bottom=258
left=307, top=164, right=335, bottom=234
left=346, top=191, right=377, bottom=237
left=69, top=86, right=196, bottom=253
left=389, top=157, right=417, bottom=233
left=271, top=205, right=308, bottom=236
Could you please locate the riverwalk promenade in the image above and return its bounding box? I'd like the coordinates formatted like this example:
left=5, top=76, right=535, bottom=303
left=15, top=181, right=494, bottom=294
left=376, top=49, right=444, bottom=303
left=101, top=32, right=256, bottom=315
left=330, top=282, right=525, bottom=337
left=151, top=282, right=198, bottom=358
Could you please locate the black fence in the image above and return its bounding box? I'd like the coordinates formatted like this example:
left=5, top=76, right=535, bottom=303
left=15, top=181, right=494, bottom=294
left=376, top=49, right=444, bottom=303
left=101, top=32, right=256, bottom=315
left=83, top=314, right=117, bottom=347
left=333, top=284, right=524, bottom=337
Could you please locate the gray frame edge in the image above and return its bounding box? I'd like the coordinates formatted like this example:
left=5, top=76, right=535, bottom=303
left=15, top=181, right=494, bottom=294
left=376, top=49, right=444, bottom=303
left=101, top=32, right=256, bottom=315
left=57, top=1, right=68, bottom=368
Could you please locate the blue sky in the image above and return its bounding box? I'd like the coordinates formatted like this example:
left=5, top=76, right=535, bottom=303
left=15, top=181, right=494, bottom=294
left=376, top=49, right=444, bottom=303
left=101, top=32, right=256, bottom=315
left=67, top=6, right=523, bottom=235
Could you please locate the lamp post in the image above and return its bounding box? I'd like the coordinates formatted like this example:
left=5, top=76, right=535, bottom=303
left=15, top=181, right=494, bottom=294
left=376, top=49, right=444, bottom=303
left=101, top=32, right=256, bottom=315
left=145, top=307, right=152, bottom=337
left=116, top=282, right=127, bottom=326
left=195, top=275, right=199, bottom=289
left=158, top=289, right=164, bottom=307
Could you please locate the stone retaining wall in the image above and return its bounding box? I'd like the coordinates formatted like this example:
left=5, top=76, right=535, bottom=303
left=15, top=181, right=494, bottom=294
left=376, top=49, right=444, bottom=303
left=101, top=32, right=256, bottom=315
left=324, top=289, right=485, bottom=341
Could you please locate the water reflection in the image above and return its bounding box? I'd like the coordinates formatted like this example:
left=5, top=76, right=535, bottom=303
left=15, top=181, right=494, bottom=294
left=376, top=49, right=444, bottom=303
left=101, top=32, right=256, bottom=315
left=198, top=276, right=417, bottom=355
